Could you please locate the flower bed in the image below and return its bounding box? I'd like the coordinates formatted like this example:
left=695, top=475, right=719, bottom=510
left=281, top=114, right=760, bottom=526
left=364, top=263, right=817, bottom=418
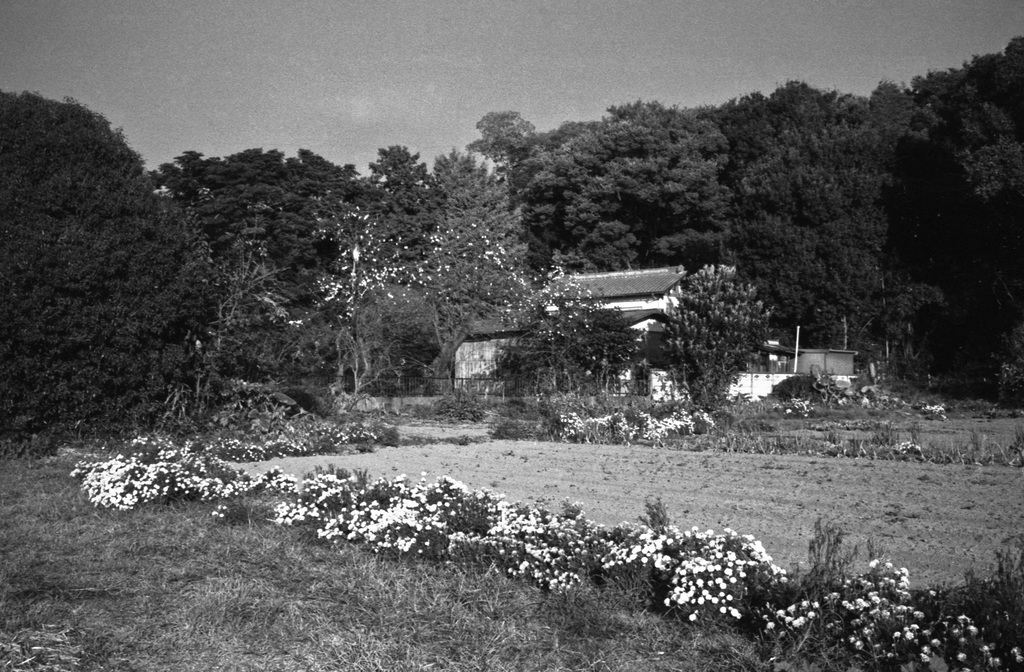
left=71, top=440, right=1023, bottom=671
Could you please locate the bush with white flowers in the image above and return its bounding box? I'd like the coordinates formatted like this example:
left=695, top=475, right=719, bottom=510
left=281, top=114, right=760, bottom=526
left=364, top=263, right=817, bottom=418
left=71, top=437, right=297, bottom=510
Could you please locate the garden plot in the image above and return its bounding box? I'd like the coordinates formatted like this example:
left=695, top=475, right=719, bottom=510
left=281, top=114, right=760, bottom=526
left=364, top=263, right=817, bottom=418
left=250, top=422, right=1024, bottom=588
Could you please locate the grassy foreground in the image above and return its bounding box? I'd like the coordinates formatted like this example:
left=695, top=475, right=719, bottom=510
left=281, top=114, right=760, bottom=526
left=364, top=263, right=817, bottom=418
left=1, top=455, right=759, bottom=672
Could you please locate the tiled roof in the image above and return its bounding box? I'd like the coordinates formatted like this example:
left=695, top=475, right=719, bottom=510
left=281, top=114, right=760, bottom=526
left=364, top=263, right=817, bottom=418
left=465, top=319, right=522, bottom=338
left=561, top=267, right=686, bottom=299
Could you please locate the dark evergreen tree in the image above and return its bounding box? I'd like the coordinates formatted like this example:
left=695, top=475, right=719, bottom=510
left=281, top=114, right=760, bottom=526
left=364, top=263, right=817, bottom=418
left=0, top=91, right=214, bottom=431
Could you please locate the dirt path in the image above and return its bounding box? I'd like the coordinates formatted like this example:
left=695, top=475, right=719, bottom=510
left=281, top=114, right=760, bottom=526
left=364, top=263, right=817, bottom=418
left=248, top=429, right=1024, bottom=588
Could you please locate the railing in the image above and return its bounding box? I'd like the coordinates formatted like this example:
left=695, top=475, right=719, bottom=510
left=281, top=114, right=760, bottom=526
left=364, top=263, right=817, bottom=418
left=299, top=375, right=650, bottom=398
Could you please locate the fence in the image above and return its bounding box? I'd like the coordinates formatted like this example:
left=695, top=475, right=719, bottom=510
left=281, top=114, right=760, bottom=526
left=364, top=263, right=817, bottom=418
left=300, top=375, right=648, bottom=399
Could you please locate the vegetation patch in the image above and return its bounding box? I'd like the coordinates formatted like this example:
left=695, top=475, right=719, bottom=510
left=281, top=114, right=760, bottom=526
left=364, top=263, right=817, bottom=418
left=55, top=441, right=1024, bottom=671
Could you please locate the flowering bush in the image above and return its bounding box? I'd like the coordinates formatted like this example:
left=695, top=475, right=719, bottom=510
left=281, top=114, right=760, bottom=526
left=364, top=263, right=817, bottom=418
left=541, top=397, right=714, bottom=445
left=762, top=559, right=1021, bottom=671
left=71, top=437, right=297, bottom=510
left=273, top=472, right=784, bottom=620
left=204, top=419, right=395, bottom=462
left=599, top=526, right=786, bottom=622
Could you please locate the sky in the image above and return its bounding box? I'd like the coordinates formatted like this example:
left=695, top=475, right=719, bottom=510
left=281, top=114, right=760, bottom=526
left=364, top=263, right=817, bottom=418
left=2, top=0, right=1022, bottom=174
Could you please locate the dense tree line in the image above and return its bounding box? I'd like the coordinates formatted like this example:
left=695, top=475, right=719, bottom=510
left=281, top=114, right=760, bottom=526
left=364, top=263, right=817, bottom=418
left=4, top=37, right=1023, bottom=432
left=482, top=37, right=1024, bottom=389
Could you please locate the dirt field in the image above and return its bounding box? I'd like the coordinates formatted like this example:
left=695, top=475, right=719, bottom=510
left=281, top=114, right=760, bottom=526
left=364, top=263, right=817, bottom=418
left=248, top=420, right=1024, bottom=589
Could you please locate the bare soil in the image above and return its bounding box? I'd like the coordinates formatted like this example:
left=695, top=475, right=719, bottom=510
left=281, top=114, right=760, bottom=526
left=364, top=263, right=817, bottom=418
left=248, top=420, right=1024, bottom=588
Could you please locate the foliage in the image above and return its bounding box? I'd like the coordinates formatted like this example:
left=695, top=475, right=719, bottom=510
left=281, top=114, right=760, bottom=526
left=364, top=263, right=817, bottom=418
left=713, top=81, right=900, bottom=353
left=497, top=271, right=640, bottom=393
left=489, top=418, right=539, bottom=441
left=0, top=91, right=215, bottom=432
left=518, top=102, right=731, bottom=272
left=208, top=379, right=304, bottom=433
left=664, top=265, right=770, bottom=409
left=365, top=145, right=442, bottom=266
left=772, top=375, right=819, bottom=401
left=538, top=394, right=715, bottom=445
left=71, top=440, right=297, bottom=510
left=887, top=36, right=1024, bottom=375
left=420, top=150, right=531, bottom=377
left=999, top=321, right=1024, bottom=405
left=433, top=391, right=488, bottom=423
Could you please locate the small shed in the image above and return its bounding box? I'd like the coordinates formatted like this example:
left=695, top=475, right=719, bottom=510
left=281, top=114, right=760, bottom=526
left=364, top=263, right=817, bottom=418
left=796, top=349, right=857, bottom=376
left=454, top=320, right=523, bottom=379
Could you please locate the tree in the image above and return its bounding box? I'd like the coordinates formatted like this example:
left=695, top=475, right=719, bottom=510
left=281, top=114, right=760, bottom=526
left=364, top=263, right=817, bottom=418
left=0, top=91, right=214, bottom=431
left=365, top=146, right=442, bottom=266
left=496, top=272, right=639, bottom=392
left=307, top=204, right=436, bottom=406
left=886, top=36, right=1024, bottom=379
left=712, top=82, right=898, bottom=354
left=150, top=148, right=373, bottom=386
left=664, top=265, right=769, bottom=409
left=421, top=150, right=530, bottom=376
left=519, top=101, right=731, bottom=272
left=467, top=110, right=537, bottom=185
left=151, top=147, right=366, bottom=280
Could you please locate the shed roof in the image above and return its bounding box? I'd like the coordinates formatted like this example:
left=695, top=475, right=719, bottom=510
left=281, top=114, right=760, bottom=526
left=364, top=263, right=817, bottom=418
left=560, top=267, right=686, bottom=299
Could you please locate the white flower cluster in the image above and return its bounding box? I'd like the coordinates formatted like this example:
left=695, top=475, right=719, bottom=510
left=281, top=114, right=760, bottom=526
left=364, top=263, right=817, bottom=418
left=555, top=408, right=711, bottom=445
left=71, top=447, right=296, bottom=510
left=782, top=400, right=813, bottom=417
left=601, top=526, right=786, bottom=621
left=764, top=560, right=1008, bottom=670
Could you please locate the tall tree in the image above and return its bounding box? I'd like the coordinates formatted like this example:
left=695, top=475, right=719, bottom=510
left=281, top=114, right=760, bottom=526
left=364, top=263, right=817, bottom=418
left=886, top=36, right=1024, bottom=378
left=519, top=101, right=731, bottom=272
left=467, top=110, right=537, bottom=186
left=664, top=265, right=769, bottom=409
left=150, top=148, right=369, bottom=383
left=714, top=82, right=899, bottom=353
left=365, top=146, right=442, bottom=267
left=422, top=150, right=530, bottom=376
left=0, top=91, right=213, bottom=431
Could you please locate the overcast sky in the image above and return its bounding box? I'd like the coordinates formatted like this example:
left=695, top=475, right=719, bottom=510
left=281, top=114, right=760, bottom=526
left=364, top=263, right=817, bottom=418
left=2, top=0, right=1021, bottom=173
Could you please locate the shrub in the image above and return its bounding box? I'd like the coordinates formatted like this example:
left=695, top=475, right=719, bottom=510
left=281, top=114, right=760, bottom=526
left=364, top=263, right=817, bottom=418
left=489, top=418, right=538, bottom=441
left=0, top=432, right=59, bottom=460
left=433, top=390, right=487, bottom=423
left=70, top=439, right=297, bottom=510
left=1000, top=322, right=1024, bottom=406
left=538, top=393, right=713, bottom=445
left=0, top=91, right=215, bottom=432
left=664, top=265, right=770, bottom=410
left=772, top=375, right=817, bottom=401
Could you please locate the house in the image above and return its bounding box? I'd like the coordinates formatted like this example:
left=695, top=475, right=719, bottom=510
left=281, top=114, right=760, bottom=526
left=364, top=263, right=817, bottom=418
left=454, top=267, right=687, bottom=380
left=453, top=266, right=858, bottom=401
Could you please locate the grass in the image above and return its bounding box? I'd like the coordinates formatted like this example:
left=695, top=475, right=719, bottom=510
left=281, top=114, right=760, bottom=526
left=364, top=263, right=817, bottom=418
left=1, top=455, right=758, bottom=672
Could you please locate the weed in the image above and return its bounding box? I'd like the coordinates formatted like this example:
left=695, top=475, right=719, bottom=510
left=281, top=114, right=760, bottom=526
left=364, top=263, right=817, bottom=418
left=637, top=497, right=673, bottom=533
left=803, top=518, right=857, bottom=595
left=871, top=422, right=899, bottom=447
left=489, top=418, right=538, bottom=441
